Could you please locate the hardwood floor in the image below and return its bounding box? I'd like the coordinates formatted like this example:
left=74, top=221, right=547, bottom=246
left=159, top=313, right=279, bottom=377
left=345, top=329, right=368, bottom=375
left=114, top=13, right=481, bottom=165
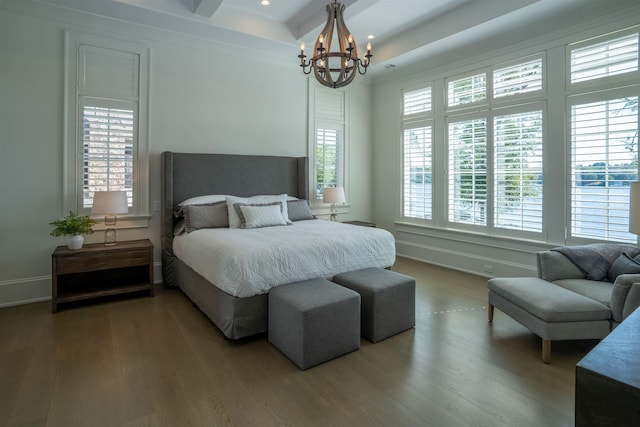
left=0, top=257, right=598, bottom=427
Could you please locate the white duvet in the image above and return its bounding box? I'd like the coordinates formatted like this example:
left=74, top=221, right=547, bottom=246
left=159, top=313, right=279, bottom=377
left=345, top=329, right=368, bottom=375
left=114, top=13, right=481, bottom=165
left=173, top=220, right=396, bottom=298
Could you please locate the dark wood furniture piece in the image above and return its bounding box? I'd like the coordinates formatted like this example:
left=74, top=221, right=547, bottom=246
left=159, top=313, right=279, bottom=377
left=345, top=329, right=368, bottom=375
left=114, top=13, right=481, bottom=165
left=51, top=239, right=154, bottom=312
left=575, top=307, right=640, bottom=426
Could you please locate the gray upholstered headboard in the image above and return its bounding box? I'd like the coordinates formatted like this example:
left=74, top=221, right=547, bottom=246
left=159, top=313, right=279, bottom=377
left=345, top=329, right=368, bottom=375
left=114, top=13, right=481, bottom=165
left=161, top=151, right=309, bottom=285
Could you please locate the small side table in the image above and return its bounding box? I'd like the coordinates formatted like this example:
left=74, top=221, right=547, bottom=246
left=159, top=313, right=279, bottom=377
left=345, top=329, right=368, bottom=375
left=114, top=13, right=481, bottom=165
left=343, top=220, right=376, bottom=228
left=51, top=239, right=154, bottom=312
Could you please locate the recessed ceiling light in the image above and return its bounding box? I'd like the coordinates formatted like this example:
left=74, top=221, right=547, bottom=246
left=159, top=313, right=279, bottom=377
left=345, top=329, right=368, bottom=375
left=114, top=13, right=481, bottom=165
left=261, top=0, right=270, bottom=5
left=368, top=35, right=375, bottom=39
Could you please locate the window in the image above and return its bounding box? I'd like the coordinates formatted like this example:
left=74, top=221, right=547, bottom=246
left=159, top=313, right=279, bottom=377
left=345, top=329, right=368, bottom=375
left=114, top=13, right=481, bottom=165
left=494, top=58, right=543, bottom=98
left=401, top=55, right=545, bottom=235
left=446, top=56, right=544, bottom=233
left=401, top=86, right=433, bottom=221
left=448, top=118, right=488, bottom=226
left=65, top=32, right=149, bottom=224
left=309, top=86, right=347, bottom=204
left=81, top=100, right=135, bottom=208
left=403, top=124, right=433, bottom=220
left=570, top=32, right=639, bottom=84
left=403, top=87, right=432, bottom=116
left=568, top=29, right=639, bottom=243
left=493, top=110, right=543, bottom=232
left=570, top=96, right=638, bottom=242
left=315, top=127, right=341, bottom=195
left=447, top=73, right=486, bottom=107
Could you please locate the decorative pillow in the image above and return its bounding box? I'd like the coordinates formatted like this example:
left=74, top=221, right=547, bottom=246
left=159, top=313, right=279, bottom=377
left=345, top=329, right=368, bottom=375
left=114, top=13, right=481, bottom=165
left=226, top=194, right=290, bottom=228
left=183, top=201, right=229, bottom=232
left=607, top=253, right=640, bottom=282
left=235, top=203, right=289, bottom=229
left=174, top=194, right=228, bottom=217
left=287, top=199, right=315, bottom=221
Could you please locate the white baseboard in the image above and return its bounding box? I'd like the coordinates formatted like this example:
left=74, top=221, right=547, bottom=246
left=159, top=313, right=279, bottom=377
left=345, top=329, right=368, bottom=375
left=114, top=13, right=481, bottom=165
left=0, top=262, right=165, bottom=308
left=396, top=239, right=538, bottom=278
left=0, top=276, right=51, bottom=308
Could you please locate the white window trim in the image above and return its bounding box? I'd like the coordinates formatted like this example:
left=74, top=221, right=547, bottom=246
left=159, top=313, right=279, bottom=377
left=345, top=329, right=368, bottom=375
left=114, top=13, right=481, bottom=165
left=64, top=31, right=150, bottom=228
left=307, top=81, right=350, bottom=215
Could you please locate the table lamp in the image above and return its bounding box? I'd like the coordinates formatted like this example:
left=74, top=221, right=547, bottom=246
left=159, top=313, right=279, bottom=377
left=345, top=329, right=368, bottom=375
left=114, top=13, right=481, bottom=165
left=323, top=186, right=345, bottom=221
left=92, top=191, right=128, bottom=245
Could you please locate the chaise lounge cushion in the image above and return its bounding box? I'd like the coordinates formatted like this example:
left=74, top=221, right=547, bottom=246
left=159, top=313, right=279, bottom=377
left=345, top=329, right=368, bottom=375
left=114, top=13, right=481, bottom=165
left=488, top=277, right=611, bottom=323
left=552, top=279, right=613, bottom=307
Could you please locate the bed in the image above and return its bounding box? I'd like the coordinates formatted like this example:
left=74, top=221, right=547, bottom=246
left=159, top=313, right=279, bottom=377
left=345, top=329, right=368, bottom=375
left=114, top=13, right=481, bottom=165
left=161, top=151, right=396, bottom=339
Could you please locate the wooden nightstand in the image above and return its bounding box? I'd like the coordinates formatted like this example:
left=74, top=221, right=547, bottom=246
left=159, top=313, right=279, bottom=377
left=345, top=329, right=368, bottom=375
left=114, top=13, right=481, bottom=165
left=343, top=220, right=376, bottom=227
left=51, top=239, right=154, bottom=312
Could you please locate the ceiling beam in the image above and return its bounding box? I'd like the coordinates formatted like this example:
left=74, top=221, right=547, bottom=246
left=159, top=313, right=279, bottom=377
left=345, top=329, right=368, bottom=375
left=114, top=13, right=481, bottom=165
left=193, top=0, right=222, bottom=18
left=287, top=0, right=380, bottom=41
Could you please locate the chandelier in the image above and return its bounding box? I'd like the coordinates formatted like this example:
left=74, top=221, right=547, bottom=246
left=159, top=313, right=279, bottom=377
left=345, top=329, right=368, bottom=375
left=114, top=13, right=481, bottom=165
left=298, top=1, right=372, bottom=89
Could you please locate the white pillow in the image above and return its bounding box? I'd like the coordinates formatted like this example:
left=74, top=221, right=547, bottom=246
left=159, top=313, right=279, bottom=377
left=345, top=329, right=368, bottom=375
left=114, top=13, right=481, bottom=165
left=237, top=203, right=289, bottom=229
left=175, top=194, right=229, bottom=217
left=226, top=194, right=291, bottom=228
left=178, top=194, right=228, bottom=206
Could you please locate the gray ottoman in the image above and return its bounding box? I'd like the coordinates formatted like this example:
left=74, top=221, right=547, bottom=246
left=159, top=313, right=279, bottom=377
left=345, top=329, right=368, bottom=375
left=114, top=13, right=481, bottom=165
left=488, top=277, right=611, bottom=363
left=268, top=278, right=361, bottom=370
left=332, top=267, right=416, bottom=343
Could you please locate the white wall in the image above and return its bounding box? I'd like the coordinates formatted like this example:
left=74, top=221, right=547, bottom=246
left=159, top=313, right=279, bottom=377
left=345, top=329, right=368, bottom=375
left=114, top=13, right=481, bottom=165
left=371, top=3, right=640, bottom=279
left=0, top=1, right=374, bottom=306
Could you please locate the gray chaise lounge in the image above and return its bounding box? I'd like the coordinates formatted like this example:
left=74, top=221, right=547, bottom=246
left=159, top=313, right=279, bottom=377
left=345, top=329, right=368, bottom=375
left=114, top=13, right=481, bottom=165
left=488, top=243, right=640, bottom=362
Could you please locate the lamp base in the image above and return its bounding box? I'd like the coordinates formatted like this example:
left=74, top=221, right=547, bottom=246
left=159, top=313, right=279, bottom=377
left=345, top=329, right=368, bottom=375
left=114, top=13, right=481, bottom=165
left=104, top=228, right=117, bottom=246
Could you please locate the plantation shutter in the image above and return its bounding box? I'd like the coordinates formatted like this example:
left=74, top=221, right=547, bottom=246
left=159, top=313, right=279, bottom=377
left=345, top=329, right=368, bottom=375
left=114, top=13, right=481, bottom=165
left=570, top=33, right=639, bottom=83
left=403, top=87, right=432, bottom=116
left=403, top=124, right=433, bottom=220
left=80, top=97, right=135, bottom=209
left=447, top=73, right=487, bottom=107
left=493, top=58, right=543, bottom=98
left=493, top=110, right=543, bottom=232
left=448, top=118, right=488, bottom=225
left=316, top=127, right=340, bottom=199
left=570, top=96, right=638, bottom=242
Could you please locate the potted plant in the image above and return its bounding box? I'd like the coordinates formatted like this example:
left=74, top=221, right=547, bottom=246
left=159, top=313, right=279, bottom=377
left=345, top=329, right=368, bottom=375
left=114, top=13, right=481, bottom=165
left=49, top=211, right=96, bottom=249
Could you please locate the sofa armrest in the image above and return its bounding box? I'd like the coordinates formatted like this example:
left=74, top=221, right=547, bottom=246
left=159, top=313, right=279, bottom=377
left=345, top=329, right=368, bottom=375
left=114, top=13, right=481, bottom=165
left=623, top=282, right=640, bottom=320
left=610, top=274, right=640, bottom=323
left=536, top=250, right=586, bottom=282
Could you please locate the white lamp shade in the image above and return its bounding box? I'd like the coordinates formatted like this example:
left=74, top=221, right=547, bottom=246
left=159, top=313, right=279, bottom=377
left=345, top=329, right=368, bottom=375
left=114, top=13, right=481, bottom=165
left=323, top=187, right=346, bottom=204
left=92, top=191, right=129, bottom=215
left=630, top=182, right=640, bottom=234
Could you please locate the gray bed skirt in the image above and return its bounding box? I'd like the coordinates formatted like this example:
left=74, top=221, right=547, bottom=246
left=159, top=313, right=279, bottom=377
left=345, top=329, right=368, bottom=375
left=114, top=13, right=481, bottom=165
left=173, top=256, right=268, bottom=339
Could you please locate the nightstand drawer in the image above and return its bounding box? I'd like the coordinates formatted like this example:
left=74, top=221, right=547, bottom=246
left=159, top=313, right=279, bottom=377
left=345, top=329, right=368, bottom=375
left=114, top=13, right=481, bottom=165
left=55, top=249, right=150, bottom=274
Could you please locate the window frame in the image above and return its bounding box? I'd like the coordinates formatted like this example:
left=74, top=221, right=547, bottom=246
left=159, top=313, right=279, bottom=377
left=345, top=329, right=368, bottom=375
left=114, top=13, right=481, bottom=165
left=308, top=83, right=349, bottom=210
left=64, top=31, right=150, bottom=228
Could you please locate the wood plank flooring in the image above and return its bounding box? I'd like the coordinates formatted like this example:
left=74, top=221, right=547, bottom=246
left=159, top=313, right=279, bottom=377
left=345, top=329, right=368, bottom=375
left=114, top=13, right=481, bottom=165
left=0, top=257, right=598, bottom=427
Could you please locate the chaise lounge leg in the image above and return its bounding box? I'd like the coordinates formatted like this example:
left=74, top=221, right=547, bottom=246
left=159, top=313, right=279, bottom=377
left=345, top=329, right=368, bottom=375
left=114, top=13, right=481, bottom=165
left=542, top=339, right=551, bottom=364
left=488, top=304, right=494, bottom=322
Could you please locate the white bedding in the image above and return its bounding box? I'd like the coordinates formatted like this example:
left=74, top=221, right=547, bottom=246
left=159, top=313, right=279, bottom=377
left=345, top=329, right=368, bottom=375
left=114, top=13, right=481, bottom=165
left=172, top=220, right=396, bottom=298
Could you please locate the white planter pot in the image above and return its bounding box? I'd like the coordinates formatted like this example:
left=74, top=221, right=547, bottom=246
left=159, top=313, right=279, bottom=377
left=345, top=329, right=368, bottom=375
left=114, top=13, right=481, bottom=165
left=67, top=235, right=84, bottom=250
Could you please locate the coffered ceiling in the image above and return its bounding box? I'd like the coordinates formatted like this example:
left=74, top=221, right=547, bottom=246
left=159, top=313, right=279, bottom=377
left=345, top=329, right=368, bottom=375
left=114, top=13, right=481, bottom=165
left=31, top=0, right=639, bottom=76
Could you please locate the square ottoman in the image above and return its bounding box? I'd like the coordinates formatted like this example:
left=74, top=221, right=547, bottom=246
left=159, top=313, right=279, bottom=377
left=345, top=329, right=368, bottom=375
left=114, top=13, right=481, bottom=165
left=268, top=278, right=361, bottom=370
left=332, top=267, right=416, bottom=343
